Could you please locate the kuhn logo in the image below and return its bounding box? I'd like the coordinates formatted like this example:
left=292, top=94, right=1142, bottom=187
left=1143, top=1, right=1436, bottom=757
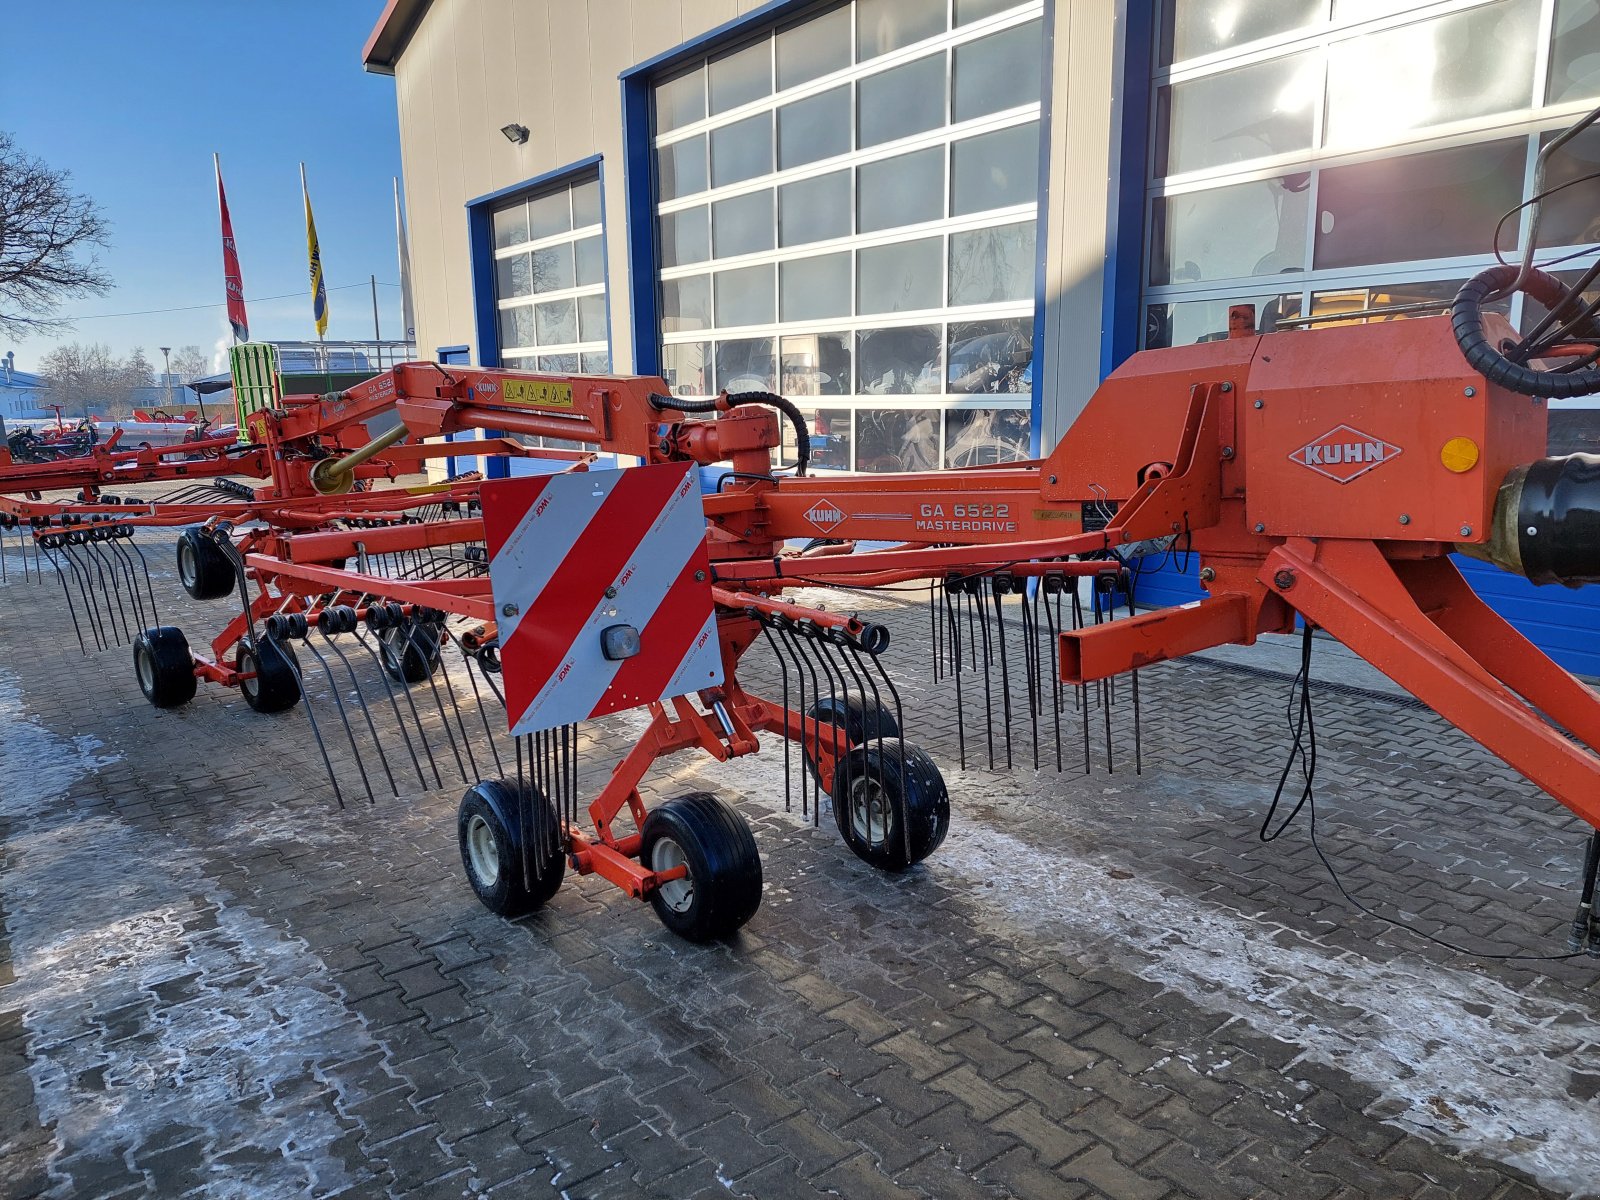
left=475, top=379, right=498, bottom=396
left=1288, top=424, right=1401, bottom=483
left=804, top=499, right=845, bottom=533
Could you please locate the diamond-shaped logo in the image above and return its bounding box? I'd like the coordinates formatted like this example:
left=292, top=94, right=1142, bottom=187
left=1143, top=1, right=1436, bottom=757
left=1288, top=424, right=1401, bottom=483
left=803, top=499, right=846, bottom=533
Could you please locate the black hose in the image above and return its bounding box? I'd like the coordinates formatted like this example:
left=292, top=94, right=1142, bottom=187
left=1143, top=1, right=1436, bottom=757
left=1452, top=265, right=1600, bottom=399
left=650, top=390, right=811, bottom=475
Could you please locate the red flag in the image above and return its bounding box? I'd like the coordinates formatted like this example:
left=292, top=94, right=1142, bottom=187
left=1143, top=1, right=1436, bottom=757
left=215, top=153, right=249, bottom=343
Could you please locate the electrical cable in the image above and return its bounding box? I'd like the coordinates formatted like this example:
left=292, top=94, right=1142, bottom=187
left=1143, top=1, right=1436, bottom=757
left=67, top=280, right=401, bottom=321
left=1261, top=625, right=1585, bottom=963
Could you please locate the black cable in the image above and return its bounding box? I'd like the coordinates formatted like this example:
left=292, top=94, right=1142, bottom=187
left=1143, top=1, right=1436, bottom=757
left=1260, top=624, right=1584, bottom=963
left=649, top=390, right=812, bottom=475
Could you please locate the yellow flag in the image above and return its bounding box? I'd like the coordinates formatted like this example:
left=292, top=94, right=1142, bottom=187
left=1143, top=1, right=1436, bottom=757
left=300, top=163, right=329, bottom=338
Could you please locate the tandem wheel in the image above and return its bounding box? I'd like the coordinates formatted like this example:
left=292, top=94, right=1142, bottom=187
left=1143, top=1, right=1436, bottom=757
left=458, top=780, right=565, bottom=918
left=804, top=693, right=900, bottom=789
left=237, top=637, right=301, bottom=714
left=640, top=793, right=762, bottom=941
left=175, top=528, right=235, bottom=601
left=133, top=626, right=197, bottom=708
left=831, top=741, right=950, bottom=872
left=379, top=624, right=442, bottom=684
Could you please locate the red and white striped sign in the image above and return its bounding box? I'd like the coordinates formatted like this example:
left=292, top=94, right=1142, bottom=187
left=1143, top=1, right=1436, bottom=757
left=480, top=463, right=722, bottom=735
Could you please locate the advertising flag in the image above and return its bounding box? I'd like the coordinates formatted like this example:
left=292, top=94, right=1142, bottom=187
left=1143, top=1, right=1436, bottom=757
left=394, top=177, right=416, bottom=342
left=300, top=163, right=329, bottom=339
left=214, top=154, right=249, bottom=343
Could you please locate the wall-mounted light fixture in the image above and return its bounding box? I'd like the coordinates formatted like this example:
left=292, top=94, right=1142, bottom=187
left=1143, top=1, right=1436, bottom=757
left=500, top=123, right=530, bottom=145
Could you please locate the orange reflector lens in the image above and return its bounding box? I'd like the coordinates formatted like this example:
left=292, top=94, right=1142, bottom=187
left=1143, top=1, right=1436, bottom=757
left=1441, top=436, right=1480, bottom=473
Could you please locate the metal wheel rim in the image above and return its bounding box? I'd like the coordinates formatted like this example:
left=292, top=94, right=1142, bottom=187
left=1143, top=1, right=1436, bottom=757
left=847, top=777, right=891, bottom=846
left=466, top=814, right=500, bottom=885
left=135, top=645, right=155, bottom=693
left=238, top=648, right=259, bottom=701
left=651, top=837, right=694, bottom=913
left=178, top=541, right=197, bottom=588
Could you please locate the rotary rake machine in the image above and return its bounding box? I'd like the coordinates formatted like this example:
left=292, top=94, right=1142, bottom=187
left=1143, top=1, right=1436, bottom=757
left=116, top=262, right=1600, bottom=948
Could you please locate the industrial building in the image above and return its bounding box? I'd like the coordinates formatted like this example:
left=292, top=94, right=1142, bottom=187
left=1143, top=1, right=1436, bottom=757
left=363, top=0, right=1600, bottom=672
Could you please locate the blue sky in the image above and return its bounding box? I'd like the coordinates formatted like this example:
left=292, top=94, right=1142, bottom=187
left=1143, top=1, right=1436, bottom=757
left=3, top=1, right=403, bottom=374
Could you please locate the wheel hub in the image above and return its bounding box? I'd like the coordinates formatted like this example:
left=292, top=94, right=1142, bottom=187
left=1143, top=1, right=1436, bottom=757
left=466, top=814, right=500, bottom=885
left=847, top=777, right=891, bottom=845
left=651, top=837, right=694, bottom=913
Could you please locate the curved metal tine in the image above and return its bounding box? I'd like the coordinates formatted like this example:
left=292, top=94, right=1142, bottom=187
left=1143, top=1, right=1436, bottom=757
left=942, top=581, right=967, bottom=770
left=396, top=618, right=471, bottom=784
left=276, top=633, right=349, bottom=810
left=929, top=579, right=941, bottom=682
left=514, top=735, right=529, bottom=890
left=318, top=626, right=400, bottom=797
left=973, top=581, right=996, bottom=769
left=361, top=624, right=444, bottom=790
left=301, top=629, right=379, bottom=803
left=776, top=622, right=818, bottom=821
left=58, top=544, right=109, bottom=652
left=758, top=623, right=795, bottom=813
left=822, top=632, right=884, bottom=836
left=831, top=632, right=892, bottom=853
left=799, top=631, right=852, bottom=823
left=112, top=535, right=160, bottom=631
left=456, top=642, right=506, bottom=779
left=79, top=539, right=132, bottom=644
left=1041, top=575, right=1064, bottom=772
left=426, top=626, right=485, bottom=782
left=1021, top=579, right=1041, bottom=770
left=966, top=581, right=982, bottom=670
left=863, top=643, right=910, bottom=863
left=104, top=536, right=153, bottom=635
left=44, top=547, right=89, bottom=652
left=993, top=581, right=1014, bottom=770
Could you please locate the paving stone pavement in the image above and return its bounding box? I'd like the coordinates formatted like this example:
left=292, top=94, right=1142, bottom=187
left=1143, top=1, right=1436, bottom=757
left=1, top=523, right=1598, bottom=1200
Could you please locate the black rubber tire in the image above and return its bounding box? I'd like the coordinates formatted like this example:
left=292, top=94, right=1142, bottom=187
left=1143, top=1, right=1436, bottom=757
left=804, top=692, right=901, bottom=789
left=176, top=527, right=236, bottom=601
left=133, top=626, right=197, bottom=708
left=238, top=637, right=302, bottom=713
left=458, top=780, right=565, bottom=917
left=379, top=624, right=441, bottom=684
left=831, top=741, right=949, bottom=871
left=639, top=793, right=762, bottom=941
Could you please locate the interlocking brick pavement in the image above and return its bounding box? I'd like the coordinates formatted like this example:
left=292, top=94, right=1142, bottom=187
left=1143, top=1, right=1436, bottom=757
left=1, top=516, right=1598, bottom=1199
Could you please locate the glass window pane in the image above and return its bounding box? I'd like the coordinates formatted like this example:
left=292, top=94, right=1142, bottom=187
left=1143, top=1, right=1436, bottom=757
left=780, top=171, right=851, bottom=246
left=1158, top=53, right=1318, bottom=176
left=710, top=39, right=772, bottom=115
left=496, top=252, right=532, bottom=299
left=1550, top=0, right=1600, bottom=104
left=715, top=263, right=776, bottom=326
left=493, top=203, right=528, bottom=249
left=779, top=86, right=852, bottom=169
left=572, top=178, right=602, bottom=227
left=858, top=147, right=944, bottom=234
left=656, top=66, right=706, bottom=133
left=953, top=20, right=1043, bottom=123
left=858, top=237, right=943, bottom=314
left=945, top=408, right=1031, bottom=467
left=581, top=351, right=611, bottom=374
left=502, top=355, right=534, bottom=371
left=661, top=275, right=712, bottom=332
left=858, top=0, right=947, bottom=61
left=778, top=4, right=851, bottom=89
left=537, top=353, right=580, bottom=373
left=957, top=0, right=1025, bottom=25
left=499, top=304, right=536, bottom=350
left=527, top=190, right=572, bottom=241
left=1160, top=0, right=1323, bottom=64
left=575, top=236, right=605, bottom=286
left=781, top=252, right=852, bottom=321
left=804, top=406, right=854, bottom=470
left=859, top=55, right=947, bottom=148
left=717, top=337, right=778, bottom=391
left=1308, top=278, right=1507, bottom=325
left=1150, top=175, right=1311, bottom=286
left=857, top=408, right=941, bottom=471
left=1143, top=293, right=1303, bottom=349
left=535, top=298, right=578, bottom=346
left=947, top=317, right=1033, bottom=394
left=951, top=122, right=1039, bottom=215
left=711, top=114, right=774, bottom=187
left=857, top=324, right=941, bottom=393
left=529, top=244, right=575, bottom=294
left=1539, top=126, right=1600, bottom=249
left=660, top=206, right=711, bottom=268
left=712, top=189, right=776, bottom=258
left=1325, top=1, right=1539, bottom=152
left=662, top=341, right=713, bottom=395
left=656, top=135, right=708, bottom=201
left=1314, top=139, right=1526, bottom=270
left=949, top=220, right=1036, bottom=306
left=781, top=333, right=852, bottom=397
left=578, top=294, right=609, bottom=342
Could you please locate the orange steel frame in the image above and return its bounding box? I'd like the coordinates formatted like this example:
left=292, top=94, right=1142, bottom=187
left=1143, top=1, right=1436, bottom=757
left=180, top=314, right=1600, bottom=906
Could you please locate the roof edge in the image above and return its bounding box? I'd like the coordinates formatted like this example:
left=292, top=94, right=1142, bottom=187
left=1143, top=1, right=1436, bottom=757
left=362, top=0, right=431, bottom=75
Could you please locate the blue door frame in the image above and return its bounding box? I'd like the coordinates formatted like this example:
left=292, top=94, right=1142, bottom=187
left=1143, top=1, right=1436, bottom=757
left=437, top=345, right=471, bottom=477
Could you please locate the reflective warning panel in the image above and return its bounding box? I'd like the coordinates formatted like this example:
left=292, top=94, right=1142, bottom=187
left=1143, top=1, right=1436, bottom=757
left=480, top=463, right=723, bottom=735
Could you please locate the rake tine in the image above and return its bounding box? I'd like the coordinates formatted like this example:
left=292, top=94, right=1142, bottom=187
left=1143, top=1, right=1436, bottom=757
left=368, top=607, right=445, bottom=790
left=43, top=543, right=88, bottom=653
left=99, top=533, right=147, bottom=640
left=56, top=540, right=109, bottom=652
left=428, top=628, right=485, bottom=781
left=1021, top=578, right=1041, bottom=770
left=116, top=533, right=160, bottom=631
left=400, top=615, right=472, bottom=784
left=942, top=578, right=967, bottom=770
left=1042, top=574, right=1064, bottom=772
left=799, top=623, right=849, bottom=812
left=777, top=618, right=819, bottom=822
left=77, top=536, right=129, bottom=644
left=457, top=642, right=506, bottom=780
left=972, top=579, right=996, bottom=770
left=350, top=622, right=432, bottom=791
left=758, top=620, right=795, bottom=813
left=315, top=609, right=399, bottom=798
left=300, top=624, right=380, bottom=804
left=265, top=615, right=347, bottom=810
left=929, top=579, right=940, bottom=683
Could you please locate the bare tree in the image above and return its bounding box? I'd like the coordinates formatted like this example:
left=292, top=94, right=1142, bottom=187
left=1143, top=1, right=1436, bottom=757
left=0, top=132, right=111, bottom=339
left=168, top=344, right=208, bottom=383
left=38, top=342, right=148, bottom=418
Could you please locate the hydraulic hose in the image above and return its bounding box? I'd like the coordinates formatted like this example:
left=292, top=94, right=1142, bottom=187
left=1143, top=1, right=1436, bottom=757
left=651, top=390, right=811, bottom=475
left=1452, top=265, right=1600, bottom=399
